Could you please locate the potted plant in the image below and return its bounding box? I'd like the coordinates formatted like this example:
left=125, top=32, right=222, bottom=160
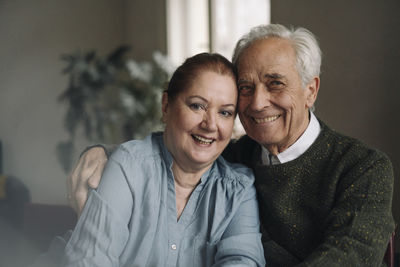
left=57, top=46, right=173, bottom=172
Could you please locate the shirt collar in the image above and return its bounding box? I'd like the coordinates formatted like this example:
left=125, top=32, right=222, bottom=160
left=261, top=112, right=321, bottom=165
left=158, top=132, right=212, bottom=185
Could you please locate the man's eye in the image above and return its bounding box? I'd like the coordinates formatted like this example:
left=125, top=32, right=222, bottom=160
left=272, top=81, right=283, bottom=85
left=269, top=81, right=284, bottom=89
left=238, top=86, right=253, bottom=95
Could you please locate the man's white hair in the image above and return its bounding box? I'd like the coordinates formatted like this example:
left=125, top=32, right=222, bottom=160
left=232, top=24, right=322, bottom=88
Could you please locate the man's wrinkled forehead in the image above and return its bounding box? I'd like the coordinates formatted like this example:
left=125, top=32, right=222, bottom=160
left=236, top=58, right=288, bottom=81
left=237, top=41, right=297, bottom=80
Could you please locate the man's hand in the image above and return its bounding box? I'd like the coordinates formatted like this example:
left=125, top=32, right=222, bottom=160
left=67, top=147, right=108, bottom=216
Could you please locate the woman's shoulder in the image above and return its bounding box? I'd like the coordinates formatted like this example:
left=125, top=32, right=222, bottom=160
left=205, top=157, right=257, bottom=215
left=111, top=132, right=163, bottom=162
left=212, top=156, right=255, bottom=189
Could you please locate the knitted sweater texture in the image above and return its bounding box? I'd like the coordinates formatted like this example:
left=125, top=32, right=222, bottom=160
left=223, top=120, right=395, bottom=266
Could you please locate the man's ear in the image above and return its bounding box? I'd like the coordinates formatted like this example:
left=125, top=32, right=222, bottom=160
left=161, top=92, right=169, bottom=122
left=305, top=76, right=320, bottom=108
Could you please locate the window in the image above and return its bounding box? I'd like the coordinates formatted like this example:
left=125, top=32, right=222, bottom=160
left=167, top=0, right=270, bottom=65
left=166, top=0, right=210, bottom=66
left=210, top=0, right=270, bottom=60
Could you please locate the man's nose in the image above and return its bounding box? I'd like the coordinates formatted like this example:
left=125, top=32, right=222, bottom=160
left=249, top=85, right=271, bottom=111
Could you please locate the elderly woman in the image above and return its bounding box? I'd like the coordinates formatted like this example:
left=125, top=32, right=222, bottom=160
left=61, top=53, right=265, bottom=266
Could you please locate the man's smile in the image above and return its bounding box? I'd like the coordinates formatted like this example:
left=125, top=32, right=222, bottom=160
left=252, top=115, right=281, bottom=124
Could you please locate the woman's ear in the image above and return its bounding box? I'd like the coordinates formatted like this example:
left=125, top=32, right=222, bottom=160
left=161, top=92, right=169, bottom=123
left=305, top=76, right=320, bottom=109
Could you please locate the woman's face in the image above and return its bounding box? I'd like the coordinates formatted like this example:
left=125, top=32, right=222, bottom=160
left=162, top=71, right=237, bottom=172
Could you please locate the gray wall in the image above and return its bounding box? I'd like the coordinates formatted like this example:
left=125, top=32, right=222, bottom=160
left=124, top=0, right=167, bottom=60
left=271, top=0, right=400, bottom=250
left=0, top=0, right=166, bottom=205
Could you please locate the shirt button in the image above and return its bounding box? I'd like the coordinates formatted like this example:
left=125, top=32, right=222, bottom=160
left=171, top=244, right=177, bottom=250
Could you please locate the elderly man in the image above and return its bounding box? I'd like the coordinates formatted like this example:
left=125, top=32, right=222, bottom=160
left=67, top=24, right=394, bottom=266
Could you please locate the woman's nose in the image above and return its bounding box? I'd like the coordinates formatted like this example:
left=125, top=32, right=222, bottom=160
left=201, top=111, right=217, bottom=132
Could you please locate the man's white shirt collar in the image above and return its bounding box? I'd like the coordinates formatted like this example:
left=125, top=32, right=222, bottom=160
left=261, top=112, right=321, bottom=165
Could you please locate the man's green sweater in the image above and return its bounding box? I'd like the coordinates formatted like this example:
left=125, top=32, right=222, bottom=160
left=223, top=120, right=395, bottom=266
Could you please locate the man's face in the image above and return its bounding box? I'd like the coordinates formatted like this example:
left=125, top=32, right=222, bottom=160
left=237, top=37, right=319, bottom=154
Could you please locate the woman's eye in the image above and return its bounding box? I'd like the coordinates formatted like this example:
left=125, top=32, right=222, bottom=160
left=220, top=110, right=233, bottom=117
left=189, top=103, right=204, bottom=110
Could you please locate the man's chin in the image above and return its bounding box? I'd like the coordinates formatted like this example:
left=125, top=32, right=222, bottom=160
left=248, top=131, right=282, bottom=147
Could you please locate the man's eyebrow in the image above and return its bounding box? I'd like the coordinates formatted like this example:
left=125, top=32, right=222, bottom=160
left=237, top=78, right=251, bottom=84
left=238, top=73, right=285, bottom=83
left=264, top=73, right=284, bottom=79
